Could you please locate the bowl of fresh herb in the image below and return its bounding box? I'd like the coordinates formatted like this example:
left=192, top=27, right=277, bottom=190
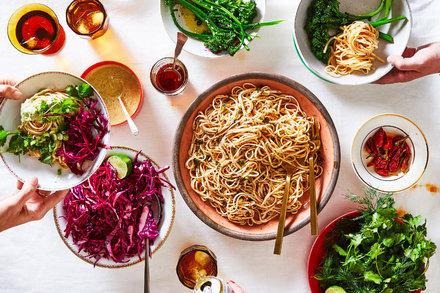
left=0, top=71, right=110, bottom=191
left=161, top=0, right=283, bottom=57
left=293, top=0, right=412, bottom=85
left=308, top=189, right=436, bottom=293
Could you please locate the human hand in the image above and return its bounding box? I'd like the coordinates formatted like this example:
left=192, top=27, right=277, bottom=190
left=0, top=79, right=22, bottom=100
left=227, top=280, right=245, bottom=293
left=0, top=177, right=68, bottom=232
left=375, top=42, right=440, bottom=84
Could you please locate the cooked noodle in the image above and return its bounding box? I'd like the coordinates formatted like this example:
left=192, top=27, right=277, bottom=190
left=324, top=21, right=384, bottom=76
left=19, top=88, right=76, bottom=169
left=185, top=83, right=322, bottom=225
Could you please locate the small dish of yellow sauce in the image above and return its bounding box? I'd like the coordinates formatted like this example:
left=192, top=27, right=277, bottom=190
left=82, top=61, right=142, bottom=126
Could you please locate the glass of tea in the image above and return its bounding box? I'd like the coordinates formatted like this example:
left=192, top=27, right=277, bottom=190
left=66, top=0, right=109, bottom=39
left=7, top=3, right=65, bottom=55
left=176, top=245, right=218, bottom=289
left=150, top=57, right=188, bottom=95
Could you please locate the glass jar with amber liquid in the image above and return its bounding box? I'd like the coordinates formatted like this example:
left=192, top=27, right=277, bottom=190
left=66, top=0, right=109, bottom=39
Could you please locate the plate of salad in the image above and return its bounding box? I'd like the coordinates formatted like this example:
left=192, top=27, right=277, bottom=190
left=293, top=0, right=412, bottom=85
left=160, top=0, right=282, bottom=57
left=308, top=190, right=436, bottom=293
left=54, top=146, right=175, bottom=268
left=0, top=71, right=110, bottom=191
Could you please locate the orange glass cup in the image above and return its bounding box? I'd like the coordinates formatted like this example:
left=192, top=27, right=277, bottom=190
left=66, top=0, right=109, bottom=40
left=176, top=245, right=218, bottom=289
left=7, top=3, right=65, bottom=55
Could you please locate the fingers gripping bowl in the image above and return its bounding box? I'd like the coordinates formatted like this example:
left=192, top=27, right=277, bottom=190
left=173, top=72, right=340, bottom=240
left=293, top=0, right=412, bottom=85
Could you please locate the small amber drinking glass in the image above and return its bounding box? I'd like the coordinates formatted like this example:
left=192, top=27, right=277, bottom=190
left=176, top=245, right=218, bottom=289
left=66, top=0, right=109, bottom=39
left=7, top=3, right=65, bottom=55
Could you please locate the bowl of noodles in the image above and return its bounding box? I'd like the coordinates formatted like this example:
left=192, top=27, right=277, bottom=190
left=293, top=0, right=412, bottom=85
left=0, top=71, right=110, bottom=191
left=173, top=72, right=340, bottom=240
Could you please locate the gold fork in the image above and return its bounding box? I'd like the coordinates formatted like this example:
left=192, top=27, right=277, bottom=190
left=309, top=116, right=320, bottom=236
left=273, top=162, right=296, bottom=255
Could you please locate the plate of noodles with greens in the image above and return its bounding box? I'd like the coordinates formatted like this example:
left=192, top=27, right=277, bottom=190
left=293, top=0, right=412, bottom=85
left=173, top=72, right=340, bottom=240
left=0, top=71, right=110, bottom=191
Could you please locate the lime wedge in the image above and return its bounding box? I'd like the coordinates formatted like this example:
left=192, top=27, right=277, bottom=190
left=107, top=154, right=133, bottom=179
left=325, top=286, right=347, bottom=293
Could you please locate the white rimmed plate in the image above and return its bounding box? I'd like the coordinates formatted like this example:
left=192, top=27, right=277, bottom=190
left=160, top=0, right=266, bottom=58
left=351, top=114, right=428, bottom=193
left=54, top=146, right=175, bottom=268
left=293, top=0, right=412, bottom=85
left=0, top=71, right=110, bottom=191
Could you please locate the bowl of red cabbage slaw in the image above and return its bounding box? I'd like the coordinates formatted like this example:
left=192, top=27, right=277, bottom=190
left=54, top=146, right=175, bottom=268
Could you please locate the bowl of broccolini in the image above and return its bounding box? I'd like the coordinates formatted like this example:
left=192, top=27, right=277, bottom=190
left=293, top=0, right=412, bottom=85
left=161, top=0, right=283, bottom=57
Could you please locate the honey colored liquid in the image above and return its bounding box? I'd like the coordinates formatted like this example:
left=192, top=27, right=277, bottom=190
left=68, top=1, right=105, bottom=35
left=177, top=250, right=217, bottom=289
left=16, top=10, right=57, bottom=51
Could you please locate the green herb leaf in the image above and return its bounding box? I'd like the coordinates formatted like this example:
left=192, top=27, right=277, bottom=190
left=77, top=84, right=93, bottom=98
left=0, top=126, right=20, bottom=147
left=39, top=153, right=53, bottom=165
left=364, top=271, right=382, bottom=284
left=65, top=85, right=79, bottom=97
left=6, top=134, right=26, bottom=155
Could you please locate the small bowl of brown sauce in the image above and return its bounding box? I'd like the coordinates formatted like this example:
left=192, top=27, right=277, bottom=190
left=82, top=61, right=143, bottom=126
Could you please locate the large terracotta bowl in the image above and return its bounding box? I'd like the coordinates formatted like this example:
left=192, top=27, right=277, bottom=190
left=173, top=72, right=340, bottom=240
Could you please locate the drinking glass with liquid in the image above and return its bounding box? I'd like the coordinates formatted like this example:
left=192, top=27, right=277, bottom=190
left=176, top=245, right=231, bottom=293
left=7, top=3, right=65, bottom=55
left=66, top=0, right=109, bottom=39
left=150, top=57, right=188, bottom=95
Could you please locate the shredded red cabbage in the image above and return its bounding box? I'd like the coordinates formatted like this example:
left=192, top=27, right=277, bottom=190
left=62, top=154, right=173, bottom=265
left=56, top=97, right=109, bottom=175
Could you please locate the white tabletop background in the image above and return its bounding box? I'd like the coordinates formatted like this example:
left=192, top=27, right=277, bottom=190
left=1, top=0, right=440, bottom=292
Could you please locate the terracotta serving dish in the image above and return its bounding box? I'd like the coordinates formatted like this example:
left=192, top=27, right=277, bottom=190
left=173, top=72, right=340, bottom=240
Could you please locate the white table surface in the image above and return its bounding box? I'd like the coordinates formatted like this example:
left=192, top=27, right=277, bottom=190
left=1, top=0, right=440, bottom=292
